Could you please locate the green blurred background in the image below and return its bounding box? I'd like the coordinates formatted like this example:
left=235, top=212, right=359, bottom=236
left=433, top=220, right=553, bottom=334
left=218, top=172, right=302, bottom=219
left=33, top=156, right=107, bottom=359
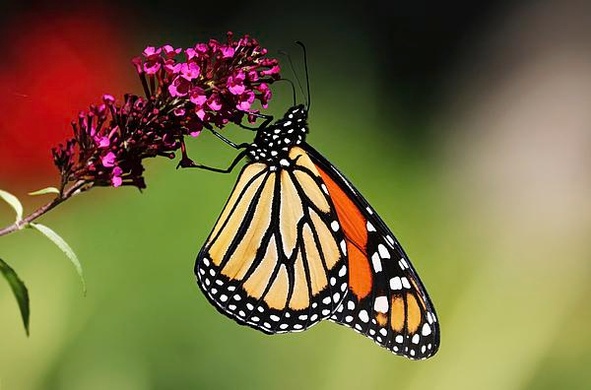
left=1, top=1, right=590, bottom=389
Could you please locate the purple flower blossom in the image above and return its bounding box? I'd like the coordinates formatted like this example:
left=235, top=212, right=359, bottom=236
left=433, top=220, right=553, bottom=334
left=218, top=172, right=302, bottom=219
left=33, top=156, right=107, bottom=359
left=207, top=95, right=222, bottom=111
left=168, top=76, right=192, bottom=97
left=95, top=136, right=110, bottom=148
left=220, top=46, right=235, bottom=58
left=142, top=46, right=162, bottom=59
left=237, top=91, right=255, bottom=111
left=180, top=62, right=200, bottom=80
left=133, top=32, right=280, bottom=131
left=53, top=33, right=281, bottom=190
left=228, top=72, right=246, bottom=95
left=162, top=44, right=181, bottom=58
left=111, top=167, right=123, bottom=187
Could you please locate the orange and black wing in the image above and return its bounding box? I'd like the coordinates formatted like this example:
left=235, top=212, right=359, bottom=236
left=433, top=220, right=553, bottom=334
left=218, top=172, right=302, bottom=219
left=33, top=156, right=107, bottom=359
left=195, top=149, right=348, bottom=334
left=303, top=143, right=440, bottom=360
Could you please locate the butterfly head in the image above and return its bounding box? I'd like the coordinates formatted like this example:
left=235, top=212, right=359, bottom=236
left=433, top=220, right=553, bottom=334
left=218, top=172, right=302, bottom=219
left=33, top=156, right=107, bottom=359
left=247, top=105, right=309, bottom=165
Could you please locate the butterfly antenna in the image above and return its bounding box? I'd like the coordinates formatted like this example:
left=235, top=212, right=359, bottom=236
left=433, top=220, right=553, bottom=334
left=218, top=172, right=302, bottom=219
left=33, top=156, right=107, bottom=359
left=295, top=41, right=311, bottom=110
left=277, top=78, right=298, bottom=106
left=278, top=49, right=308, bottom=107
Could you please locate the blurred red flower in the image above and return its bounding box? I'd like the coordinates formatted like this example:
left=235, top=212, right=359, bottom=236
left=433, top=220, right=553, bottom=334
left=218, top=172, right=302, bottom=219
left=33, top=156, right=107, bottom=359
left=0, top=7, right=135, bottom=187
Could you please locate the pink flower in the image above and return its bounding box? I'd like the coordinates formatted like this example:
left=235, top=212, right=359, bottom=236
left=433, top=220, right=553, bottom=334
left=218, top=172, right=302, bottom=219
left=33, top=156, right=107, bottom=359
left=111, top=166, right=123, bottom=187
left=207, top=94, right=222, bottom=111
left=195, top=106, right=206, bottom=120
left=208, top=39, right=220, bottom=51
left=101, top=152, right=116, bottom=168
left=195, top=43, right=208, bottom=53
left=187, top=118, right=203, bottom=137
left=261, top=65, right=280, bottom=76
left=190, top=87, right=207, bottom=105
left=227, top=71, right=246, bottom=95
left=102, top=94, right=115, bottom=104
left=164, top=59, right=181, bottom=74
left=237, top=90, right=255, bottom=111
left=162, top=44, right=181, bottom=58
left=142, top=46, right=162, bottom=59
left=168, top=76, right=192, bottom=97
left=257, top=83, right=272, bottom=107
left=143, top=61, right=161, bottom=75
left=248, top=70, right=259, bottom=82
left=220, top=46, right=235, bottom=58
left=180, top=62, right=200, bottom=80
left=94, top=136, right=110, bottom=148
left=55, top=34, right=281, bottom=192
left=185, top=48, right=197, bottom=60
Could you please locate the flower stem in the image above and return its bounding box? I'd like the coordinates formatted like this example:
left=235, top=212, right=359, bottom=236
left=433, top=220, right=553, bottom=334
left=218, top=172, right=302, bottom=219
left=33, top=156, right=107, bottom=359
left=0, top=181, right=87, bottom=237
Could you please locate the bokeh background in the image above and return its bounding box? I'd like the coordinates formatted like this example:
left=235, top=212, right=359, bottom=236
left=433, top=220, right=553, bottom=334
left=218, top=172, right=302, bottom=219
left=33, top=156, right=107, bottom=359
left=1, top=0, right=590, bottom=389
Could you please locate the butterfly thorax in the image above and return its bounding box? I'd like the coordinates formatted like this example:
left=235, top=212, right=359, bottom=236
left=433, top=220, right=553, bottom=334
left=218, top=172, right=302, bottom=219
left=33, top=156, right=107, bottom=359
left=247, top=104, right=308, bottom=167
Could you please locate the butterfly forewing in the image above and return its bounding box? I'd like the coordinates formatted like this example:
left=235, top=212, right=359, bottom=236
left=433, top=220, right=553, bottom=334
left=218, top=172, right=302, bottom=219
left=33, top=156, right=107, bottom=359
left=304, top=144, right=440, bottom=360
left=195, top=147, right=348, bottom=334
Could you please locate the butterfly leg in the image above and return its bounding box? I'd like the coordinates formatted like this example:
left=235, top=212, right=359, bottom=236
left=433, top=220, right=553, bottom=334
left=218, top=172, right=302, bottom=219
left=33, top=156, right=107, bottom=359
left=237, top=112, right=274, bottom=131
left=207, top=128, right=249, bottom=150
left=177, top=150, right=247, bottom=173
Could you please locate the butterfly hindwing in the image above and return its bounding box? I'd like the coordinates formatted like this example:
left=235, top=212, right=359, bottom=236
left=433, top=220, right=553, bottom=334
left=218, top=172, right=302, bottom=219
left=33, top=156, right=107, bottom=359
left=304, top=143, right=440, bottom=359
left=195, top=147, right=348, bottom=334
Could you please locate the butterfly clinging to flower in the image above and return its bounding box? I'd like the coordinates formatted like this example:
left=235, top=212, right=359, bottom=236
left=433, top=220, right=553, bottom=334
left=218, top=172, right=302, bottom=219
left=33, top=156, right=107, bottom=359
left=191, top=44, right=439, bottom=360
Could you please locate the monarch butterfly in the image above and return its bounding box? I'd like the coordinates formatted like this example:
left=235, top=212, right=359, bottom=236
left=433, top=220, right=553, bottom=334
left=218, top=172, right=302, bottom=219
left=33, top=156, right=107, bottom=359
left=193, top=49, right=439, bottom=360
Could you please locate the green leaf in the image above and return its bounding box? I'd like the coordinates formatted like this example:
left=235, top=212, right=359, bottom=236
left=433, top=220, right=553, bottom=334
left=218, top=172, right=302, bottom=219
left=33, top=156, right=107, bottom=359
left=0, top=258, right=30, bottom=335
left=0, top=189, right=24, bottom=222
left=28, top=223, right=86, bottom=295
left=28, top=187, right=60, bottom=196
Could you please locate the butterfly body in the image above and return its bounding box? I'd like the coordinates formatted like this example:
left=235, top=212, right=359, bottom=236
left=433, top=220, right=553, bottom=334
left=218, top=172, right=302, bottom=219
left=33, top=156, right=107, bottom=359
left=246, top=104, right=309, bottom=165
left=195, top=105, right=440, bottom=359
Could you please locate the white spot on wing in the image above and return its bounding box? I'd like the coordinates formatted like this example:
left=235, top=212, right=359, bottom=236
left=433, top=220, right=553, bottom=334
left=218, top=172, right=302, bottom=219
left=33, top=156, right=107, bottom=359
left=371, top=252, right=382, bottom=272
left=401, top=277, right=411, bottom=289
left=386, top=235, right=395, bottom=247
left=338, top=265, right=347, bottom=277
left=358, top=310, right=369, bottom=323
left=378, top=244, right=390, bottom=259
left=390, top=277, right=402, bottom=290
left=374, top=296, right=389, bottom=313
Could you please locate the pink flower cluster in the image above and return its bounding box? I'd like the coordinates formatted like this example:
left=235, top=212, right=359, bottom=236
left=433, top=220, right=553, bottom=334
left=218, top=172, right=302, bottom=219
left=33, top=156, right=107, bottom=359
left=132, top=32, right=280, bottom=135
left=54, top=94, right=180, bottom=188
left=53, top=33, right=281, bottom=190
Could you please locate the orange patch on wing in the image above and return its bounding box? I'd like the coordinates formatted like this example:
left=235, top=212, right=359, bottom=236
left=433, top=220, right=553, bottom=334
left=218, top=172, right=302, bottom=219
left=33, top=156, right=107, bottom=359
left=391, top=295, right=405, bottom=332
left=316, top=166, right=368, bottom=250
left=406, top=293, right=422, bottom=333
left=347, top=241, right=372, bottom=299
left=316, top=165, right=372, bottom=299
left=376, top=312, right=388, bottom=327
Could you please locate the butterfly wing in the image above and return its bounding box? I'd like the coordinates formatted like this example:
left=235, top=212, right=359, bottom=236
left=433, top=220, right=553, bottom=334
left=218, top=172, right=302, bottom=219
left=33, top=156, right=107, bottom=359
left=195, top=147, right=348, bottom=334
left=303, top=143, right=440, bottom=360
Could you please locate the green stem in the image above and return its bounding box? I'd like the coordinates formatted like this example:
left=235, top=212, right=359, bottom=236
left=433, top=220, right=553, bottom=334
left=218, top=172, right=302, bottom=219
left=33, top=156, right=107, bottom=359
left=0, top=181, right=87, bottom=237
